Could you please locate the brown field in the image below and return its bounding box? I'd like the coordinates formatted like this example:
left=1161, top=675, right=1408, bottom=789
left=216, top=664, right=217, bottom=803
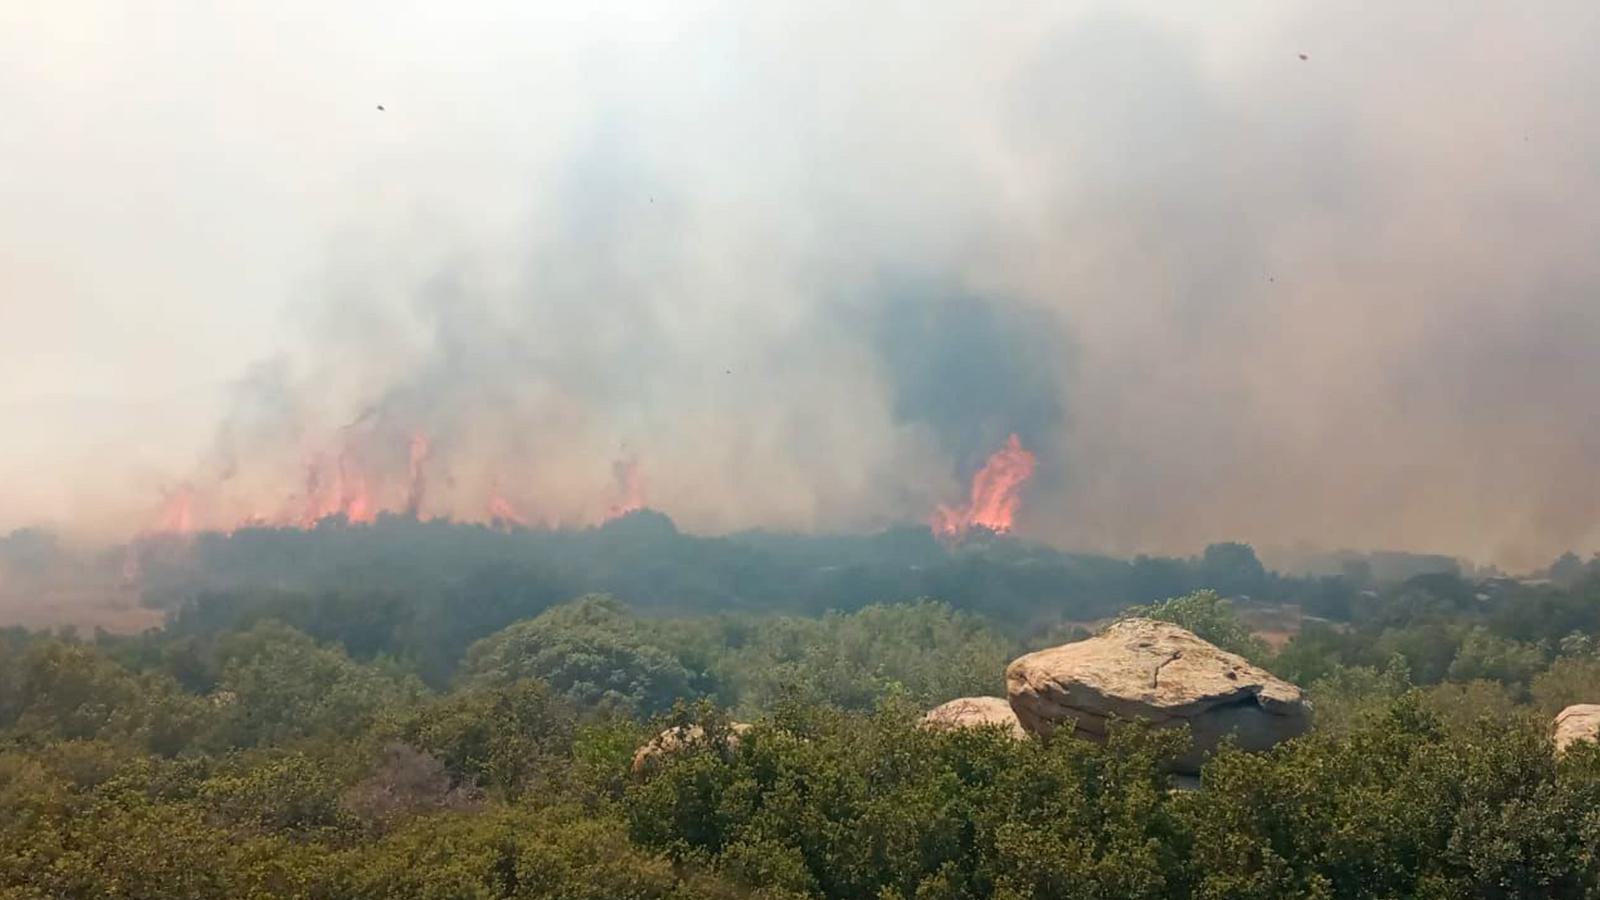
left=0, top=586, right=165, bottom=634
left=1252, top=628, right=1298, bottom=651
left=1242, top=604, right=1307, bottom=651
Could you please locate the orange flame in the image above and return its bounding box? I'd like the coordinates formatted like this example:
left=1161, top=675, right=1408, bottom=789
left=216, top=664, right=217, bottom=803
left=932, top=433, right=1036, bottom=537
left=336, top=450, right=375, bottom=524
left=154, top=484, right=197, bottom=535
left=486, top=490, right=527, bottom=528
left=132, top=433, right=681, bottom=543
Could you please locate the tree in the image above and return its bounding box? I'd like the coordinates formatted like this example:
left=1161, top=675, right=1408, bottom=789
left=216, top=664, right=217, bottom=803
left=707, top=601, right=1016, bottom=714
left=1446, top=627, right=1548, bottom=690
left=0, top=638, right=210, bottom=755
left=1549, top=551, right=1586, bottom=586
left=1198, top=542, right=1267, bottom=598
left=464, top=596, right=700, bottom=716
left=209, top=622, right=424, bottom=748
left=1531, top=656, right=1600, bottom=715
left=402, top=679, right=576, bottom=800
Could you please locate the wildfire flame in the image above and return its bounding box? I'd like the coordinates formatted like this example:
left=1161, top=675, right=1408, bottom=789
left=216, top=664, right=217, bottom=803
left=931, top=433, right=1037, bottom=538
left=336, top=450, right=375, bottom=524
left=133, top=429, right=634, bottom=541
left=155, top=484, right=196, bottom=535
left=117, top=426, right=1042, bottom=591
left=486, top=480, right=527, bottom=529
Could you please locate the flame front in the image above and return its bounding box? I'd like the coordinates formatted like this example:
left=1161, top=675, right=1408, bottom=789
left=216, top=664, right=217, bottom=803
left=127, top=433, right=1042, bottom=539
left=486, top=480, right=527, bottom=528
left=932, top=433, right=1037, bottom=538
left=133, top=433, right=650, bottom=538
left=335, top=451, right=375, bottom=524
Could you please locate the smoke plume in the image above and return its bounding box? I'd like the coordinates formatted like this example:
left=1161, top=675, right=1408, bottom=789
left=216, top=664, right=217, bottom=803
left=4, top=2, right=1600, bottom=568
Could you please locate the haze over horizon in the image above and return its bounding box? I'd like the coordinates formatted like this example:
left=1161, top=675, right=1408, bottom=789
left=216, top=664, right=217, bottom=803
left=4, top=2, right=1600, bottom=569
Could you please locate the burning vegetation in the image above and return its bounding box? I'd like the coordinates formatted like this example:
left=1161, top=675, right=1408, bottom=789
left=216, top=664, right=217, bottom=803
left=931, top=434, right=1038, bottom=539
left=127, top=426, right=1040, bottom=551
left=128, top=429, right=667, bottom=539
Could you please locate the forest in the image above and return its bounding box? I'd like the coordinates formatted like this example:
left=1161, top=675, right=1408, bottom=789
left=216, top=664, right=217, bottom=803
left=2, top=518, right=1600, bottom=898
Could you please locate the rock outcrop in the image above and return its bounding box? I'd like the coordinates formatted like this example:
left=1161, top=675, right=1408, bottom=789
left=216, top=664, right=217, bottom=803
left=920, top=696, right=1028, bottom=740
left=1006, top=618, right=1310, bottom=773
left=630, top=722, right=752, bottom=778
left=1554, top=704, right=1600, bottom=754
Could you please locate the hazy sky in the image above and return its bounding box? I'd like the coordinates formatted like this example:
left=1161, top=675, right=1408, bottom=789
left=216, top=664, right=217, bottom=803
left=3, top=2, right=1599, bottom=568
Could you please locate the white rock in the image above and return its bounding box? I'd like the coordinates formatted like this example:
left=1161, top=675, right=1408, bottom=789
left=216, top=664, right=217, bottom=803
left=1554, top=704, right=1600, bottom=754
left=1006, top=618, right=1310, bottom=773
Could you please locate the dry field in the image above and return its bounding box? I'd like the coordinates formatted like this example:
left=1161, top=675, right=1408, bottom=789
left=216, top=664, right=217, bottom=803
left=0, top=585, right=165, bottom=634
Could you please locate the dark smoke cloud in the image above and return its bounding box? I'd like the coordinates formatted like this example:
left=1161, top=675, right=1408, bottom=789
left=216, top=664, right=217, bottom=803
left=869, top=281, right=1072, bottom=474
left=5, top=2, right=1600, bottom=568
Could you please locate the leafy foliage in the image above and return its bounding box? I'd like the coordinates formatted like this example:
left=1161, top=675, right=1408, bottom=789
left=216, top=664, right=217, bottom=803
left=464, top=596, right=702, bottom=716
left=401, top=679, right=576, bottom=800
left=207, top=621, right=425, bottom=748
left=5, top=533, right=1600, bottom=897
left=465, top=596, right=1015, bottom=718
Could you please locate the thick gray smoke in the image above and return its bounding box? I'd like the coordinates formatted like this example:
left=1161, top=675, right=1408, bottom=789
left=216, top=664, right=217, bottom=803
left=868, top=281, right=1071, bottom=475
left=5, top=2, right=1600, bottom=567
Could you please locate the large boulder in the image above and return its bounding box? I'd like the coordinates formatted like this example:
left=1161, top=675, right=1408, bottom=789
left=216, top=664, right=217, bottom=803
left=920, top=696, right=1028, bottom=740
left=1006, top=618, right=1310, bottom=773
left=630, top=722, right=752, bottom=778
left=1554, top=704, right=1600, bottom=754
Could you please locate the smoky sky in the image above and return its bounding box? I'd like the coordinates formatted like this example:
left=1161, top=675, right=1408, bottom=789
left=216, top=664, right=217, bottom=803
left=4, top=1, right=1600, bottom=568
left=869, top=282, right=1071, bottom=475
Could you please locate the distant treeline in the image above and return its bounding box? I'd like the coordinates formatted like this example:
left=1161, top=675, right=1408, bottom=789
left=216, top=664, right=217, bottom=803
left=60, top=513, right=1572, bottom=696
left=108, top=512, right=1359, bottom=682
left=127, top=512, right=1407, bottom=619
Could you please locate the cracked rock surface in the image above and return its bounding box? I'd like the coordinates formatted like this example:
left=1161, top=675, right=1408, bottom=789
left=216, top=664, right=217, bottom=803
left=1006, top=618, right=1310, bottom=773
